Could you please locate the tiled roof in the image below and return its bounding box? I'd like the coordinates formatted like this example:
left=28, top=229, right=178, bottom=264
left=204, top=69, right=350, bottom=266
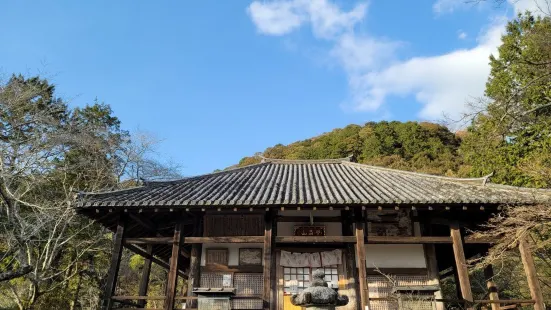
left=77, top=158, right=551, bottom=208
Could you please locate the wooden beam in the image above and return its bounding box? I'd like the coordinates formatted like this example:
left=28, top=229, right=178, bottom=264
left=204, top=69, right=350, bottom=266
left=483, top=264, right=500, bottom=310
left=129, top=213, right=157, bottom=232
left=137, top=244, right=153, bottom=308
left=366, top=268, right=428, bottom=275
left=102, top=214, right=126, bottom=310
left=519, top=236, right=545, bottom=310
left=276, top=236, right=356, bottom=243
left=367, top=236, right=493, bottom=244
left=123, top=243, right=186, bottom=278
left=276, top=216, right=342, bottom=222
left=201, top=265, right=263, bottom=273
left=262, top=211, right=274, bottom=310
left=124, top=237, right=173, bottom=244
left=164, top=221, right=183, bottom=310
left=184, top=236, right=264, bottom=243
left=450, top=222, right=473, bottom=304
left=112, top=296, right=166, bottom=301
left=355, top=210, right=369, bottom=310
left=127, top=213, right=190, bottom=258
left=112, top=295, right=197, bottom=300
left=275, top=235, right=493, bottom=244
left=367, top=297, right=534, bottom=304
left=368, top=236, right=450, bottom=244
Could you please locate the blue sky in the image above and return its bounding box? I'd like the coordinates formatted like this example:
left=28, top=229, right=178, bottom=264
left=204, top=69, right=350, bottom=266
left=0, top=0, right=538, bottom=175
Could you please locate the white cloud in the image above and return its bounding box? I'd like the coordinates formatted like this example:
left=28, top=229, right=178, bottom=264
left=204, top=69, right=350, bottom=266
left=433, top=0, right=465, bottom=14
left=458, top=30, right=468, bottom=39
left=247, top=1, right=305, bottom=35
left=248, top=0, right=506, bottom=123
left=510, top=0, right=551, bottom=15
left=350, top=21, right=504, bottom=119
left=247, top=0, right=367, bottom=38
left=330, top=34, right=401, bottom=73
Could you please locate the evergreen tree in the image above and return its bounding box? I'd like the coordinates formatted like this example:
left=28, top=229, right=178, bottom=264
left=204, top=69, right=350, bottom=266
left=460, top=13, right=551, bottom=187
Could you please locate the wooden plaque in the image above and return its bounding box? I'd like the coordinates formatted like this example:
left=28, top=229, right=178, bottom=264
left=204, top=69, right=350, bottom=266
left=239, top=248, right=262, bottom=266
left=294, top=225, right=326, bottom=236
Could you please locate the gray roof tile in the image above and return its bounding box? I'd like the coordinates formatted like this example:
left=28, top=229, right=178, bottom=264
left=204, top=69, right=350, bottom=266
left=77, top=158, right=551, bottom=208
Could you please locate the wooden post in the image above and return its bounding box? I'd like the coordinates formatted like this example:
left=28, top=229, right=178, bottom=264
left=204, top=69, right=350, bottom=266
left=187, top=214, right=203, bottom=309
left=164, top=221, right=183, bottom=310
left=270, top=212, right=278, bottom=310
left=355, top=209, right=369, bottom=310
left=452, top=265, right=463, bottom=300
left=519, top=236, right=545, bottom=310
left=483, top=264, right=500, bottom=310
left=342, top=210, right=358, bottom=310
left=137, top=244, right=153, bottom=308
left=450, top=222, right=473, bottom=306
left=263, top=210, right=274, bottom=310
left=422, top=218, right=444, bottom=310
left=102, top=214, right=126, bottom=310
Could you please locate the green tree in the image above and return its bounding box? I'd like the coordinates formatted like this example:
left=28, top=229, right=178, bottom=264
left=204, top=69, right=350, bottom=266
left=236, top=121, right=463, bottom=176
left=460, top=13, right=551, bottom=187
left=0, top=75, right=181, bottom=309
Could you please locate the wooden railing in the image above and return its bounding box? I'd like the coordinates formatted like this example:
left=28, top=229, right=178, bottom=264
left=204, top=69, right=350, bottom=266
left=111, top=295, right=264, bottom=310
left=111, top=295, right=197, bottom=310
left=369, top=297, right=535, bottom=307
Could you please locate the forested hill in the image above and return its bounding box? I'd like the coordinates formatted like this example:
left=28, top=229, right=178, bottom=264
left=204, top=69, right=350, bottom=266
left=236, top=121, right=468, bottom=177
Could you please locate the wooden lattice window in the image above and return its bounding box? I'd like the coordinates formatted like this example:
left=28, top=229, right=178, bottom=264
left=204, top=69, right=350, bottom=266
left=234, top=273, right=263, bottom=296
left=283, top=266, right=338, bottom=294
left=206, top=249, right=228, bottom=266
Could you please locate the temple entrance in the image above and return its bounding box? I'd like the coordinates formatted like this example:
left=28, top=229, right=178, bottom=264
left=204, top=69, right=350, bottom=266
left=276, top=249, right=345, bottom=310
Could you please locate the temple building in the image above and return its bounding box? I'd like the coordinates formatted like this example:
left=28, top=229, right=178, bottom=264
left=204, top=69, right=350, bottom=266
left=75, top=157, right=551, bottom=310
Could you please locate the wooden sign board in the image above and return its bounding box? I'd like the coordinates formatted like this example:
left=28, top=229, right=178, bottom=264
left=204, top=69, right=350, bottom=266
left=294, top=225, right=326, bottom=236
left=239, top=248, right=262, bottom=266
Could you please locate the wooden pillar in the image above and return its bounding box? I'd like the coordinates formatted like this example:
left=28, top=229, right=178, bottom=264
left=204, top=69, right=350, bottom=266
left=164, top=221, right=184, bottom=310
left=187, top=214, right=203, bottom=309
left=450, top=222, right=473, bottom=306
left=342, top=210, right=358, bottom=310
left=422, top=217, right=444, bottom=310
left=452, top=265, right=463, bottom=299
left=519, top=236, right=545, bottom=310
left=263, top=210, right=275, bottom=310
left=102, top=214, right=126, bottom=310
left=270, top=213, right=278, bottom=310
left=137, top=244, right=153, bottom=308
left=355, top=209, right=369, bottom=310
left=483, top=264, right=500, bottom=310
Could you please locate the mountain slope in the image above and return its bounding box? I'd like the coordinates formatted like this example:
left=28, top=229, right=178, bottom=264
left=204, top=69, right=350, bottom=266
left=237, top=121, right=467, bottom=177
